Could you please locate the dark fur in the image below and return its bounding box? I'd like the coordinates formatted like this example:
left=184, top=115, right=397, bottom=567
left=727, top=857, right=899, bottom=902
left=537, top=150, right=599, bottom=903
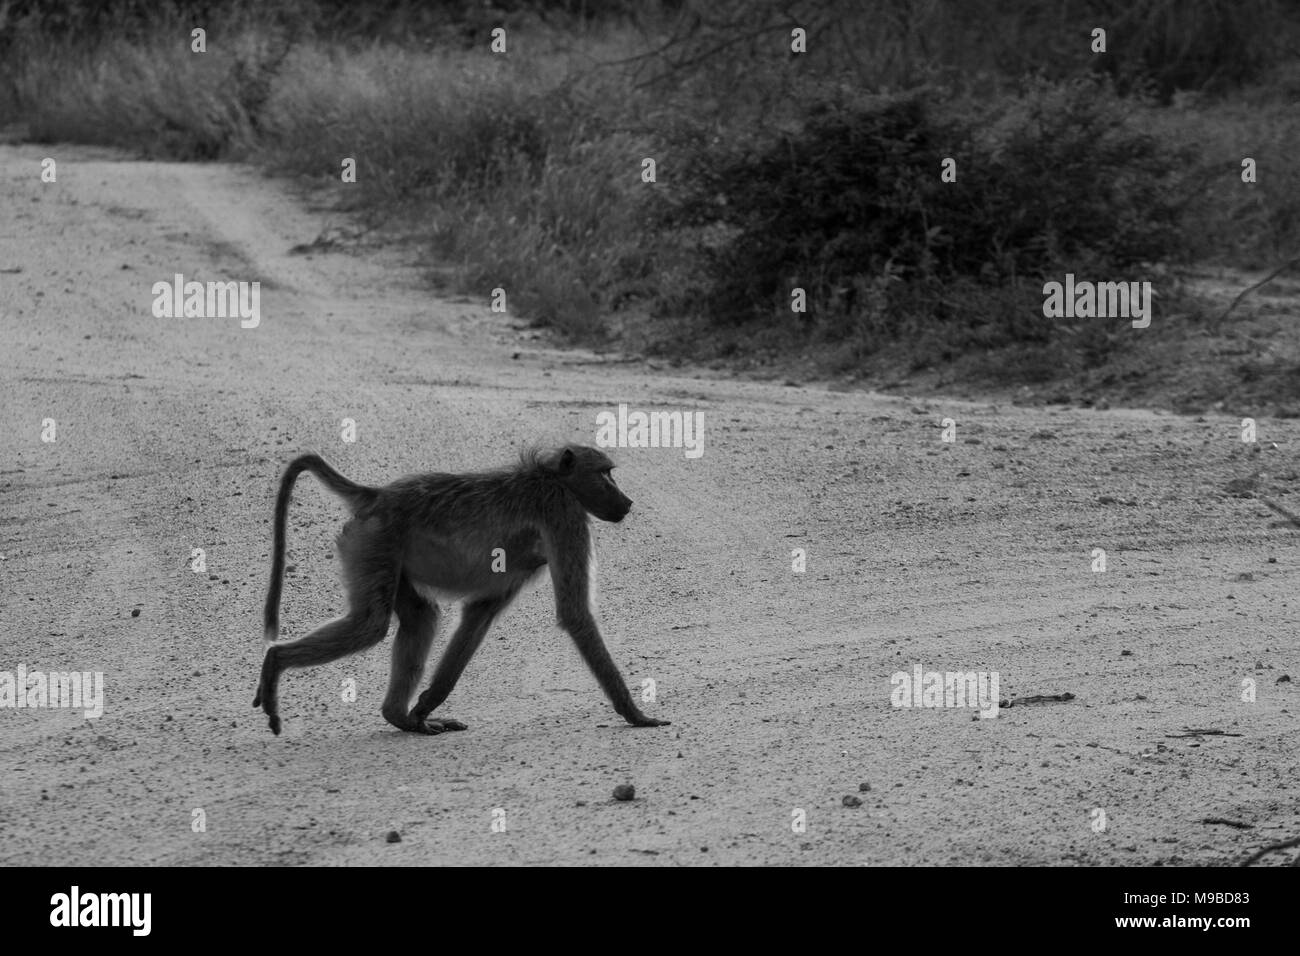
left=253, top=445, right=669, bottom=736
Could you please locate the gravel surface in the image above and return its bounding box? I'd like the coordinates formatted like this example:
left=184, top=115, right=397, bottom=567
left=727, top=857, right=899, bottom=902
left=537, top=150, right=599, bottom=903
left=1, top=144, right=1297, bottom=865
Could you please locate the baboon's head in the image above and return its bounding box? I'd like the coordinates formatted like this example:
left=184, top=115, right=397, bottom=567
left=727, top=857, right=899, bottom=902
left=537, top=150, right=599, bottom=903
left=551, top=445, right=632, bottom=522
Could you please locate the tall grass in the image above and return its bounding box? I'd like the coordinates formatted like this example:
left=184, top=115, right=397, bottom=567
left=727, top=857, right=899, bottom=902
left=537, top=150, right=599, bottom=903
left=253, top=35, right=660, bottom=336
left=8, top=13, right=293, bottom=157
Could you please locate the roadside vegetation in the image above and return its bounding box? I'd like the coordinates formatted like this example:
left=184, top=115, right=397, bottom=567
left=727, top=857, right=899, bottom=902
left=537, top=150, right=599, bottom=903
left=3, top=0, right=1298, bottom=411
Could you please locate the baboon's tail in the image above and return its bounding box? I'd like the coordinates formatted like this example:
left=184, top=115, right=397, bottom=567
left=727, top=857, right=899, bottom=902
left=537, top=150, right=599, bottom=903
left=263, top=454, right=379, bottom=642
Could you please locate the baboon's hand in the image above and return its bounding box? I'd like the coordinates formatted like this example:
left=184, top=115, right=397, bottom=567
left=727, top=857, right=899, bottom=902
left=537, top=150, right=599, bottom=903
left=411, top=716, right=468, bottom=735
left=627, top=715, right=671, bottom=727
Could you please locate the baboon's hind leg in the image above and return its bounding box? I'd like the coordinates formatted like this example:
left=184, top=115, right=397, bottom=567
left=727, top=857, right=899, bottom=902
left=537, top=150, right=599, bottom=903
left=254, top=533, right=397, bottom=735
left=254, top=605, right=393, bottom=735
left=409, top=593, right=515, bottom=733
left=381, top=575, right=447, bottom=732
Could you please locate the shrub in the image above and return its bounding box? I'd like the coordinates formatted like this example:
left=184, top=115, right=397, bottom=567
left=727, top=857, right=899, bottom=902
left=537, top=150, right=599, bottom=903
left=655, top=78, right=1195, bottom=351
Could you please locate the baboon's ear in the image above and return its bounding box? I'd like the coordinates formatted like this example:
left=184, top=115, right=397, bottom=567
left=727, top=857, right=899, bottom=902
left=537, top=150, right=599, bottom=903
left=558, top=448, right=576, bottom=475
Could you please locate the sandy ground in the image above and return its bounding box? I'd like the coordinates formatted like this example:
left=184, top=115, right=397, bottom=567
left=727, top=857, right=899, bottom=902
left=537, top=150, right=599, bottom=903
left=1, top=143, right=1297, bottom=866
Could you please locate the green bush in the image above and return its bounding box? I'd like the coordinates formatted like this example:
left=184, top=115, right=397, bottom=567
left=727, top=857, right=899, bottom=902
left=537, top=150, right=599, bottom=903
left=656, top=79, right=1194, bottom=350
left=656, top=94, right=944, bottom=324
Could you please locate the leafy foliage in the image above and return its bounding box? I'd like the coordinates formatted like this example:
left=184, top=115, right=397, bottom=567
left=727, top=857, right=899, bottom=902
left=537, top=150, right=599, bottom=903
left=657, top=80, right=1194, bottom=348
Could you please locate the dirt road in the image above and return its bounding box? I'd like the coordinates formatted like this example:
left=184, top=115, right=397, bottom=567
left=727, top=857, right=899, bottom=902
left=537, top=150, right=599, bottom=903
left=1, top=143, right=1297, bottom=865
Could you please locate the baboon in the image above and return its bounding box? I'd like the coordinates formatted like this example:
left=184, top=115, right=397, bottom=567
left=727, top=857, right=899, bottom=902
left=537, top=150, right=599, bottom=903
left=252, top=445, right=669, bottom=736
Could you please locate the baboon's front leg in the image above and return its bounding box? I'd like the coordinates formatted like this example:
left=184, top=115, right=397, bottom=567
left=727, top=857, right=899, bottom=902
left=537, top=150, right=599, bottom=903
left=560, top=609, right=670, bottom=728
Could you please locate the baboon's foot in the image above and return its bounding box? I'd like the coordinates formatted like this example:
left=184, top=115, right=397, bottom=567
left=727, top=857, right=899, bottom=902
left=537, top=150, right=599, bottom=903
left=254, top=653, right=283, bottom=735
left=253, top=684, right=282, bottom=735
left=255, top=697, right=282, bottom=736
left=381, top=705, right=465, bottom=734
left=410, top=716, right=468, bottom=735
